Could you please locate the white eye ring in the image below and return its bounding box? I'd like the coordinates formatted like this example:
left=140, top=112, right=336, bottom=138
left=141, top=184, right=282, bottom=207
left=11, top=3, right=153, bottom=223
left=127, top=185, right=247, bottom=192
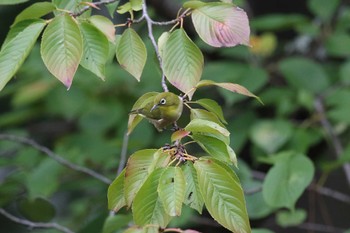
left=160, top=98, right=166, bottom=105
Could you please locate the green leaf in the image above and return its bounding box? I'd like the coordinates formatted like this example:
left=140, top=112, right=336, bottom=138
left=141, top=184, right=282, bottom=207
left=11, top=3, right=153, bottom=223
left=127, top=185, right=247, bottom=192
left=41, top=14, right=82, bottom=89
left=195, top=80, right=262, bottom=104
left=251, top=14, right=308, bottom=31
left=158, top=31, right=170, bottom=59
left=0, top=20, right=45, bottom=91
left=163, top=29, right=204, bottom=99
left=250, top=120, right=293, bottom=154
left=276, top=209, right=307, bottom=227
left=127, top=92, right=159, bottom=135
left=130, top=0, right=142, bottom=11
left=14, top=2, right=56, bottom=25
left=190, top=108, right=224, bottom=127
left=194, top=158, right=250, bottom=233
left=106, top=0, right=120, bottom=18
left=308, top=0, right=340, bottom=21
left=192, top=98, right=227, bottom=124
left=0, top=0, right=29, bottom=4
left=132, top=168, right=171, bottom=228
left=108, top=169, right=126, bottom=212
left=158, top=167, right=186, bottom=216
left=116, top=28, right=147, bottom=81
left=185, top=118, right=230, bottom=144
left=191, top=3, right=250, bottom=47
left=183, top=1, right=206, bottom=9
left=340, top=60, right=350, bottom=85
left=263, top=153, right=315, bottom=209
left=192, top=134, right=237, bottom=165
left=89, top=15, right=116, bottom=42
left=278, top=57, right=329, bottom=93
left=18, top=197, right=56, bottom=222
left=125, top=149, right=168, bottom=207
left=79, top=21, right=109, bottom=80
left=102, top=214, right=132, bottom=233
left=325, top=33, right=350, bottom=57
left=117, top=2, right=132, bottom=14
left=182, top=162, right=204, bottom=214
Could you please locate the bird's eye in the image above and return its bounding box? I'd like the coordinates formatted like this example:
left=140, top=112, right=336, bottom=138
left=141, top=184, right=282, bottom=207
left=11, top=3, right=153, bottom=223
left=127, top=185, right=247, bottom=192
left=160, top=98, right=166, bottom=105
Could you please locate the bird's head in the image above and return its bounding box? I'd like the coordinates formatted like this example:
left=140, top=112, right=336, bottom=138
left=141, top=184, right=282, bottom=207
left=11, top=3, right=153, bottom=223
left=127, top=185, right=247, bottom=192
left=151, top=92, right=182, bottom=112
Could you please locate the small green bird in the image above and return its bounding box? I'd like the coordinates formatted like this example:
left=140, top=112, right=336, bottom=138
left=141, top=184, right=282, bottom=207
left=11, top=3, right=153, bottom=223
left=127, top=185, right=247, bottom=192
left=130, top=92, right=183, bottom=131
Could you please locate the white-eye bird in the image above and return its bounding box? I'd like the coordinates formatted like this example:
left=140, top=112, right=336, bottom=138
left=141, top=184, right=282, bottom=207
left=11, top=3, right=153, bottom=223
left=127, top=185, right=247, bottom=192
left=130, top=92, right=183, bottom=131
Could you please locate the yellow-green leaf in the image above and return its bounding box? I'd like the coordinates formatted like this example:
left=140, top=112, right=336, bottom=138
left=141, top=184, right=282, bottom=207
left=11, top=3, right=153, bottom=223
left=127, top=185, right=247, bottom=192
left=89, top=15, right=115, bottom=42
left=0, top=19, right=46, bottom=91
left=116, top=28, right=147, bottom=81
left=79, top=21, right=109, bottom=80
left=194, top=158, right=250, bottom=233
left=158, top=167, right=186, bottom=216
left=107, top=169, right=126, bottom=212
left=14, top=2, right=56, bottom=25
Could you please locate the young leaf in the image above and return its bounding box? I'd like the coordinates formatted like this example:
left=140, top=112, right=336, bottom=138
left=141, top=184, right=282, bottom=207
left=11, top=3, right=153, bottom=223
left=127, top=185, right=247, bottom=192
left=191, top=2, right=250, bottom=47
left=190, top=108, right=224, bottom=127
left=41, top=14, right=82, bottom=89
left=132, top=168, right=171, bottom=228
left=163, top=29, right=204, bottom=99
left=196, top=80, right=262, bottom=104
left=158, top=167, right=186, bottom=216
left=130, top=0, right=142, bottom=11
left=79, top=21, right=109, bottom=80
left=116, top=28, right=147, bottom=81
left=171, top=130, right=191, bottom=142
left=185, top=118, right=230, bottom=144
left=0, top=19, right=46, bottom=91
left=89, top=15, right=116, bottom=42
left=262, top=153, right=315, bottom=210
left=182, top=162, right=204, bottom=214
left=192, top=98, right=227, bottom=124
left=14, top=2, right=56, bottom=25
left=192, top=134, right=237, bottom=166
left=194, top=158, right=251, bottom=233
left=107, top=169, right=126, bottom=212
left=127, top=92, right=159, bottom=135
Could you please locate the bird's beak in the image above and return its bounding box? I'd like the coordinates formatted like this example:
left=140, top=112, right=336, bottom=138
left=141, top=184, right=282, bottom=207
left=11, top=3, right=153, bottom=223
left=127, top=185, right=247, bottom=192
left=150, top=104, right=159, bottom=112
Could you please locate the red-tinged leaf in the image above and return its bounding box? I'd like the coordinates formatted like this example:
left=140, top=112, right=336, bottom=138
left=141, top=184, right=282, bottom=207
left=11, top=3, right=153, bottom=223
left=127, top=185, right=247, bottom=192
left=80, top=2, right=100, bottom=10
left=196, top=80, right=263, bottom=104
left=89, top=15, right=115, bottom=42
left=191, top=3, right=250, bottom=47
left=163, top=29, right=204, bottom=99
left=171, top=130, right=191, bottom=142
left=41, top=14, right=82, bottom=89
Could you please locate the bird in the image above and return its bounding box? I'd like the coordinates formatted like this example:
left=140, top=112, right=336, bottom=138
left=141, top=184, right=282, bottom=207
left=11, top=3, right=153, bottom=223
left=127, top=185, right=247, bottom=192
left=130, top=92, right=183, bottom=131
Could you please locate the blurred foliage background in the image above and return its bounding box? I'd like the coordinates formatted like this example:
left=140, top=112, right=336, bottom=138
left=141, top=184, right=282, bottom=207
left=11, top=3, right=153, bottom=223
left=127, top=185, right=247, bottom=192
left=1, top=0, right=350, bottom=232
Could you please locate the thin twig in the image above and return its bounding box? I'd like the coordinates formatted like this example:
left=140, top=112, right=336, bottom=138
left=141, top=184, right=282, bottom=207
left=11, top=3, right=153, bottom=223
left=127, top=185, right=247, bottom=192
left=117, top=131, right=129, bottom=175
left=141, top=0, right=168, bottom=92
left=72, top=0, right=119, bottom=17
left=0, top=208, right=74, bottom=233
left=314, top=96, right=350, bottom=185
left=0, top=134, right=112, bottom=184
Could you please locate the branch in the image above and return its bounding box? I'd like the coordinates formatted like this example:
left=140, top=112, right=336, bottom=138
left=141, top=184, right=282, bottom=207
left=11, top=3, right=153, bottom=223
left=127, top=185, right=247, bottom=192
left=117, top=131, right=129, bottom=175
left=314, top=96, right=350, bottom=185
left=0, top=208, right=74, bottom=233
left=0, top=134, right=111, bottom=184
left=141, top=0, right=168, bottom=92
